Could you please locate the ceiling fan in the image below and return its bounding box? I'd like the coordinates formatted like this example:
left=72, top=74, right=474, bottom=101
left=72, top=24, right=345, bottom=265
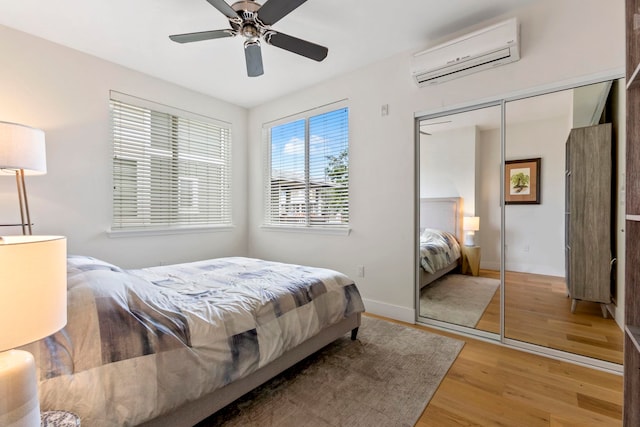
left=169, top=0, right=328, bottom=77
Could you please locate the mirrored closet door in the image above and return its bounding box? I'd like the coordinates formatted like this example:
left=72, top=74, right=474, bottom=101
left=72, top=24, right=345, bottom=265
left=417, top=104, right=502, bottom=337
left=503, top=80, right=624, bottom=365
left=416, top=78, right=625, bottom=366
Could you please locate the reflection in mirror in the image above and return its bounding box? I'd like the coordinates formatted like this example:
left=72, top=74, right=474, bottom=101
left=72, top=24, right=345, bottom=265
left=418, top=105, right=501, bottom=335
left=503, top=80, right=624, bottom=364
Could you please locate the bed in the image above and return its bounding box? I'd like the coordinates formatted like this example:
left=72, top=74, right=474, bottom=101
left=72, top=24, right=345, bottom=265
left=419, top=197, right=464, bottom=288
left=25, top=255, right=365, bottom=427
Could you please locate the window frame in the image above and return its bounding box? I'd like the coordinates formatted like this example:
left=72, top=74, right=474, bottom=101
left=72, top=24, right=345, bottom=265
left=262, top=100, right=350, bottom=235
left=108, top=91, right=233, bottom=237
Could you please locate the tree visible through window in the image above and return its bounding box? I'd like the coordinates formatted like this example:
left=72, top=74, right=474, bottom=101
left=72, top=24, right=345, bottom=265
left=265, top=106, right=349, bottom=228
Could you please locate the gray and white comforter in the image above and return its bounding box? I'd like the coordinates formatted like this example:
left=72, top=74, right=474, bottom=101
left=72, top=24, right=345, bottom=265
left=26, top=256, right=364, bottom=426
left=419, top=228, right=461, bottom=274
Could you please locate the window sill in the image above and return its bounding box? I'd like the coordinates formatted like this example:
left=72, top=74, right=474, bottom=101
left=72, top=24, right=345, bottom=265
left=260, top=225, right=351, bottom=236
left=107, top=224, right=235, bottom=238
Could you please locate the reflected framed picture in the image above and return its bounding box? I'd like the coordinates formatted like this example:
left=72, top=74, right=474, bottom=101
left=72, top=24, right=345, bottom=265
left=505, top=158, right=541, bottom=205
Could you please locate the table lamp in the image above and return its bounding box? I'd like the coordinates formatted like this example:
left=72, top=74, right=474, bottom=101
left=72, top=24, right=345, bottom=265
left=0, top=122, right=47, bottom=235
left=463, top=216, right=479, bottom=246
left=0, top=235, right=67, bottom=427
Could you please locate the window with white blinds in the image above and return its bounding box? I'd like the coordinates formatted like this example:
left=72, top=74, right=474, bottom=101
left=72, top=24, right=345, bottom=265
left=111, top=94, right=232, bottom=231
left=264, top=103, right=349, bottom=229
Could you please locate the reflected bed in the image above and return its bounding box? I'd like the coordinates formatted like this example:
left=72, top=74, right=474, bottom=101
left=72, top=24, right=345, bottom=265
left=419, top=197, right=464, bottom=288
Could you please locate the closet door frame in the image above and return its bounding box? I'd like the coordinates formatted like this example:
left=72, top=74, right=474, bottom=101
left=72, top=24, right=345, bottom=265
left=415, top=100, right=503, bottom=343
left=414, top=71, right=624, bottom=374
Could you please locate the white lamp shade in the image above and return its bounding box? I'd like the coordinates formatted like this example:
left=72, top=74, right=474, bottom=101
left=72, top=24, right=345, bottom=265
left=0, top=121, right=46, bottom=175
left=0, top=236, right=66, bottom=352
left=463, top=216, right=480, bottom=231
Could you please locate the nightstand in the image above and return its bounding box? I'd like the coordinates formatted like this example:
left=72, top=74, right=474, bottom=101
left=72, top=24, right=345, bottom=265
left=41, top=411, right=80, bottom=427
left=461, top=246, right=481, bottom=276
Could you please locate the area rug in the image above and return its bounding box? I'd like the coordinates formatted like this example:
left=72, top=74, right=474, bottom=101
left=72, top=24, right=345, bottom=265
left=420, top=274, right=499, bottom=327
left=196, top=316, right=464, bottom=427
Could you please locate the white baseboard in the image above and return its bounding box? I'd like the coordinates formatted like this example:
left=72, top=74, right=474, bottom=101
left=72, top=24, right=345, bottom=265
left=481, top=261, right=564, bottom=277
left=362, top=298, right=415, bottom=323
left=481, top=261, right=501, bottom=271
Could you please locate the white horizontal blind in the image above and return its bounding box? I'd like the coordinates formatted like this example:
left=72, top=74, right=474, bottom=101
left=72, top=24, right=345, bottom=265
left=111, top=98, right=232, bottom=230
left=265, top=104, right=349, bottom=228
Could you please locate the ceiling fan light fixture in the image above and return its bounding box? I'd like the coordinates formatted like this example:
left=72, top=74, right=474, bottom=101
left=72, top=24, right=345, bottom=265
left=241, top=24, right=260, bottom=39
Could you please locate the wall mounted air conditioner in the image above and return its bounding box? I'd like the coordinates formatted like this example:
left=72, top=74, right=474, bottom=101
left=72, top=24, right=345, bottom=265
left=411, top=18, right=520, bottom=87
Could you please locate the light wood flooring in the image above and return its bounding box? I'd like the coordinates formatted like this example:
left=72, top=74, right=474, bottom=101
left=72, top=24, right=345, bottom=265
left=368, top=313, right=623, bottom=427
left=473, top=270, right=623, bottom=365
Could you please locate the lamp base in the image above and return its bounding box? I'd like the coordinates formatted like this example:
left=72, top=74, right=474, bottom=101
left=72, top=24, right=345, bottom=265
left=0, top=350, right=41, bottom=427
left=464, top=231, right=476, bottom=247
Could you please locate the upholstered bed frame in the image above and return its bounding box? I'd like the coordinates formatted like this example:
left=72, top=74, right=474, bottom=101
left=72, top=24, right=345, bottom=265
left=140, top=313, right=361, bottom=427
left=419, top=197, right=463, bottom=288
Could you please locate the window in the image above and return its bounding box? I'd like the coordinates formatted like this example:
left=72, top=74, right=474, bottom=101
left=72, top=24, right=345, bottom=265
left=110, top=92, right=232, bottom=231
left=264, top=103, right=349, bottom=229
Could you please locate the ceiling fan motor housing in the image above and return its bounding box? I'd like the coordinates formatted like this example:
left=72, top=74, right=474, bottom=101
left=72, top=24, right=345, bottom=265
left=231, top=1, right=265, bottom=41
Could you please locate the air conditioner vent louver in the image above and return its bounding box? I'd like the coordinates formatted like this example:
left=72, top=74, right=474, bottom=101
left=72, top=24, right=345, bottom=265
left=411, top=18, right=520, bottom=87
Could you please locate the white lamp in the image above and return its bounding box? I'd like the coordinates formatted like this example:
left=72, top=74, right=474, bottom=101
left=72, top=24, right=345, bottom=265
left=0, top=122, right=47, bottom=235
left=463, top=216, right=480, bottom=246
left=0, top=235, right=67, bottom=427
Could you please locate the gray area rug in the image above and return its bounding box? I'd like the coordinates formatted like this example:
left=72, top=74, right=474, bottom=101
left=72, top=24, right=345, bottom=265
left=197, top=316, right=464, bottom=427
left=420, top=274, right=499, bottom=327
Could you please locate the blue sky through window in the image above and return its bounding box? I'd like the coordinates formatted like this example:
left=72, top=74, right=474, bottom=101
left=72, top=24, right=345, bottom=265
left=271, top=108, right=348, bottom=182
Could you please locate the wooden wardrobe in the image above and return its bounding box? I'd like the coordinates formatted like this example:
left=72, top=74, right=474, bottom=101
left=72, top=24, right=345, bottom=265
left=625, top=1, right=640, bottom=425
left=565, top=123, right=613, bottom=317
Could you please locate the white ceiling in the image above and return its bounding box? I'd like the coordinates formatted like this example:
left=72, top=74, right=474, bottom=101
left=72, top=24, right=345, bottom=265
left=0, top=0, right=537, bottom=108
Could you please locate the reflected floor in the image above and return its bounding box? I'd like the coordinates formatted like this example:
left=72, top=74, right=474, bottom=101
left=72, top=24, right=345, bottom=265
left=476, top=269, right=623, bottom=364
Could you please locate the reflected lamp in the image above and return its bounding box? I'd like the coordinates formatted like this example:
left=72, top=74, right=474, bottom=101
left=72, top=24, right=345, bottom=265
left=463, top=216, right=479, bottom=246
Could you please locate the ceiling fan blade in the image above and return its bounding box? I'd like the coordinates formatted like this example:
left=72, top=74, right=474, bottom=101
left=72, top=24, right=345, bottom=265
left=245, top=41, right=264, bottom=77
left=265, top=31, right=327, bottom=62
left=257, top=0, right=308, bottom=26
left=169, top=29, right=234, bottom=43
left=205, top=0, right=240, bottom=21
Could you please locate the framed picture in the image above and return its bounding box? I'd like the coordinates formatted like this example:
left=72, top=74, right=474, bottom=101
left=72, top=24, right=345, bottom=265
left=505, top=158, right=541, bottom=205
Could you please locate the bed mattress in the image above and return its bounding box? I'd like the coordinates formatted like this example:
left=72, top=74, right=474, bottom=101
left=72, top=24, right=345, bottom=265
left=419, top=228, right=461, bottom=274
left=26, top=256, right=364, bottom=426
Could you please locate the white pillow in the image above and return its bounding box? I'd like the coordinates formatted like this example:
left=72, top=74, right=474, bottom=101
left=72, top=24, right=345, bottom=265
left=420, top=228, right=442, bottom=241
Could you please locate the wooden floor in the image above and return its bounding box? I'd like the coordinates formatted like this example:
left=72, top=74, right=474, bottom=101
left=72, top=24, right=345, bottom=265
left=473, top=270, right=623, bottom=365
left=368, top=314, right=624, bottom=427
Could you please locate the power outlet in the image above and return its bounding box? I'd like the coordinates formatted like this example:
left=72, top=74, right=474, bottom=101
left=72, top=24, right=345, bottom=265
left=357, top=265, right=365, bottom=277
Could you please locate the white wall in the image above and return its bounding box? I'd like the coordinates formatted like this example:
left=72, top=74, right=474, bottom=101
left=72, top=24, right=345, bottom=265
left=0, top=0, right=623, bottom=322
left=477, top=127, right=502, bottom=269
left=420, top=126, right=477, bottom=217
left=436, top=113, right=571, bottom=277
left=504, top=118, right=570, bottom=276
left=247, top=0, right=624, bottom=322
left=0, top=25, right=249, bottom=268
